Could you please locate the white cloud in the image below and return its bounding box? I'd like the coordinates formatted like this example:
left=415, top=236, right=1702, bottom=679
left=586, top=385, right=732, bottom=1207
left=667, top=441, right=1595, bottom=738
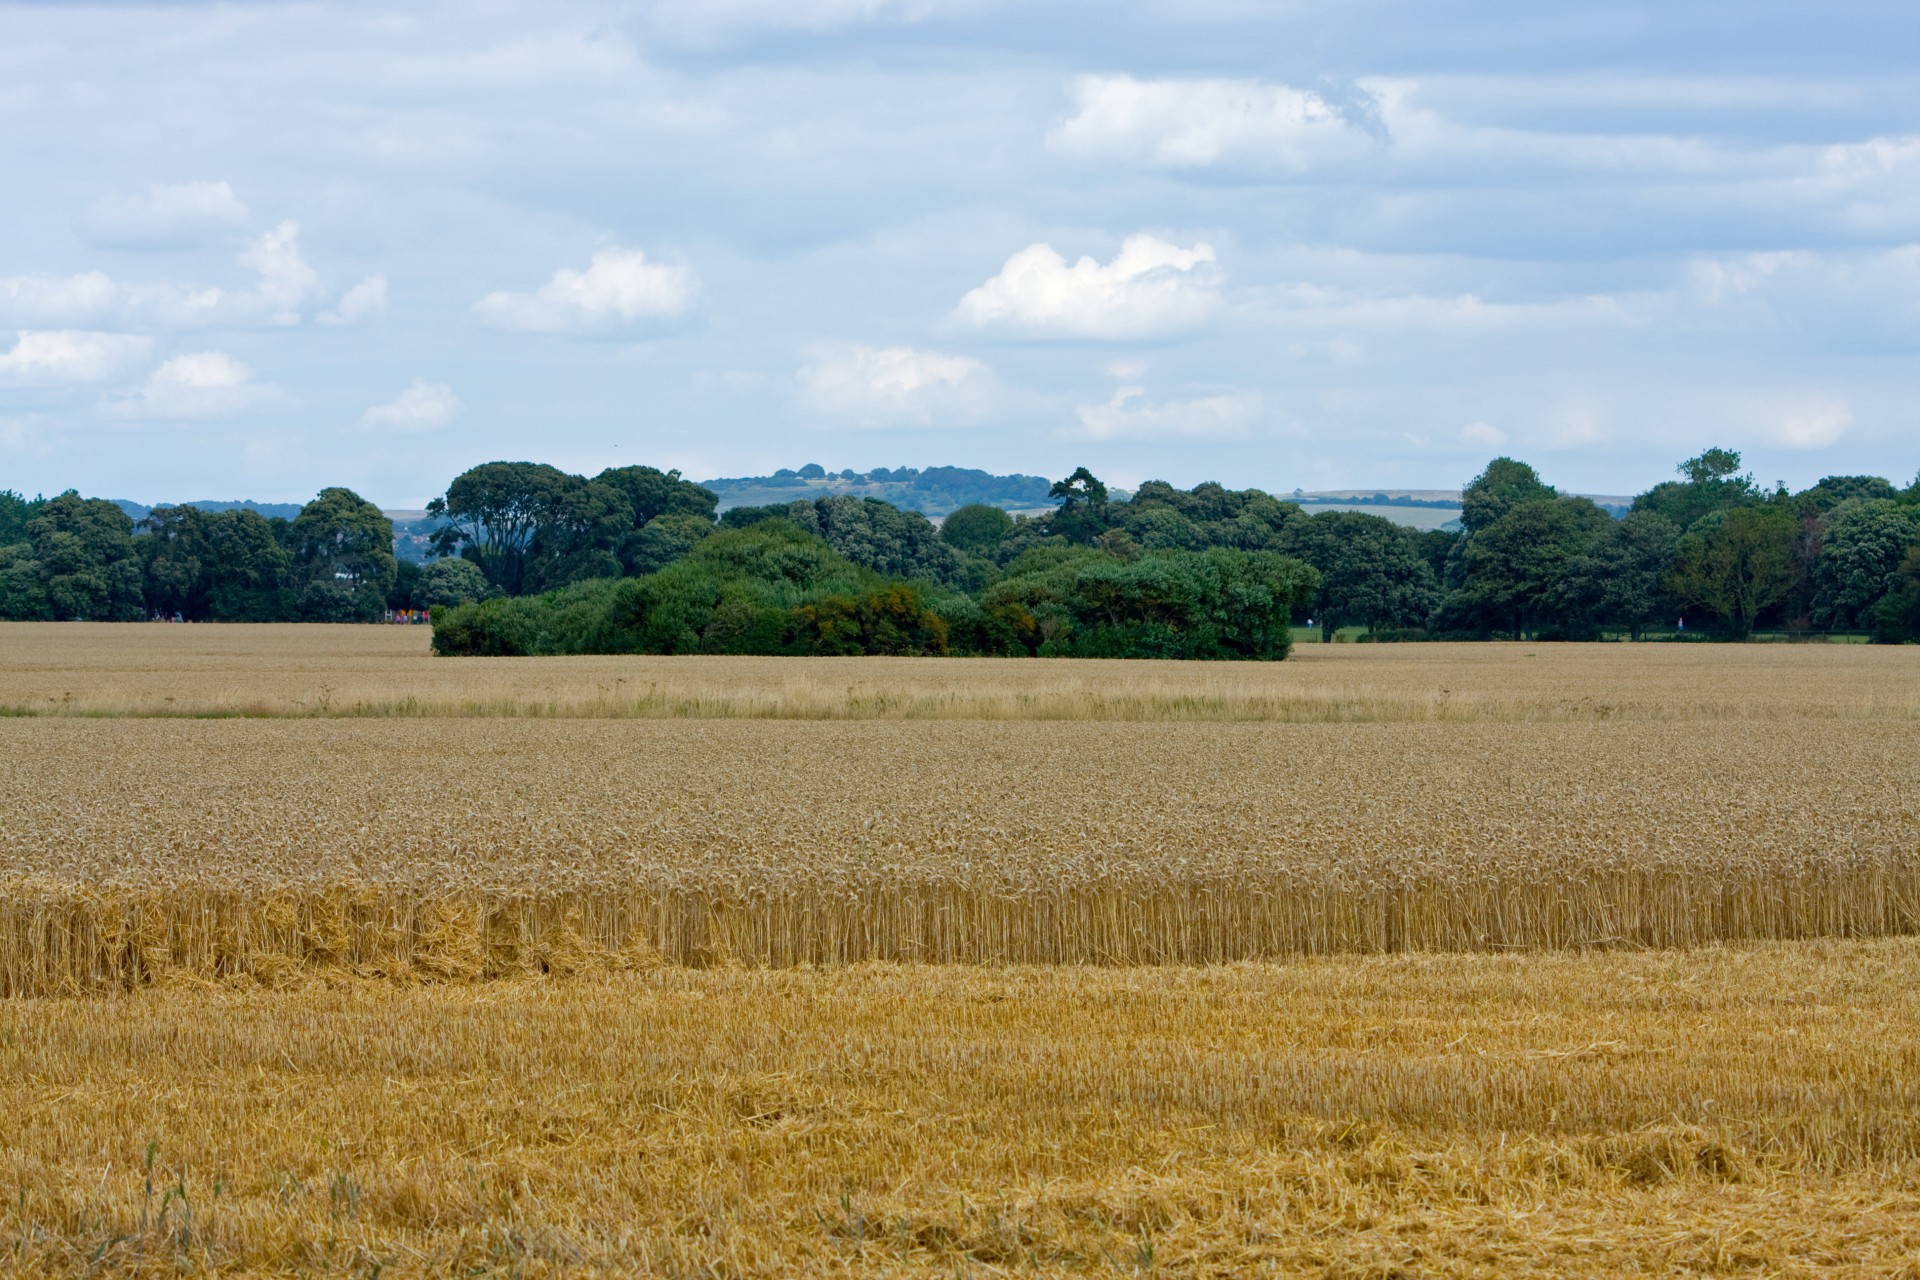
left=1065, top=384, right=1260, bottom=441
left=798, top=344, right=995, bottom=426
left=1267, top=284, right=1634, bottom=335
left=1769, top=397, right=1853, bottom=449
left=472, top=248, right=696, bottom=333
left=956, top=235, right=1220, bottom=339
left=1460, top=421, right=1507, bottom=447
left=115, top=352, right=287, bottom=418
left=319, top=273, right=389, bottom=326
left=360, top=379, right=461, bottom=432
left=238, top=221, right=320, bottom=325
left=1049, top=75, right=1371, bottom=171
left=0, top=330, right=152, bottom=385
left=76, top=181, right=251, bottom=249
left=0, top=222, right=322, bottom=330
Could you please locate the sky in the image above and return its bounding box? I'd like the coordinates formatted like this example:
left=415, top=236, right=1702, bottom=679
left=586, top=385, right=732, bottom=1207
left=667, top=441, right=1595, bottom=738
left=2, top=1, right=1918, bottom=507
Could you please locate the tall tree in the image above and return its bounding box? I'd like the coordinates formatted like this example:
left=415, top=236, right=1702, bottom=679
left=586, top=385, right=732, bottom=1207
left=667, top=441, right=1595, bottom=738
left=1810, top=499, right=1920, bottom=630
left=1279, top=510, right=1438, bottom=640
left=0, top=489, right=45, bottom=548
left=1045, top=467, right=1111, bottom=544
left=10, top=492, right=146, bottom=621
left=1546, top=509, right=1679, bottom=639
left=429, top=462, right=626, bottom=594
left=1633, top=448, right=1761, bottom=532
left=286, top=488, right=397, bottom=621
left=1451, top=497, right=1612, bottom=638
left=1669, top=505, right=1800, bottom=638
left=1459, top=458, right=1556, bottom=533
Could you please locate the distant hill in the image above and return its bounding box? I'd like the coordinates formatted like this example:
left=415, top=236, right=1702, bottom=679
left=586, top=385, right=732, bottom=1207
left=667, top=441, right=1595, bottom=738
left=698, top=465, right=1059, bottom=518
left=109, top=499, right=305, bottom=523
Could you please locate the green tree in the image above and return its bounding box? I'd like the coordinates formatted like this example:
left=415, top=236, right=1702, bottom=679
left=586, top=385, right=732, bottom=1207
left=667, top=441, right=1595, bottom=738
left=287, top=488, right=397, bottom=621
left=1810, top=499, right=1920, bottom=630
left=1278, top=511, right=1438, bottom=641
left=1459, top=458, right=1556, bottom=534
left=1869, top=545, right=1920, bottom=642
left=428, top=462, right=628, bottom=594
left=1546, top=509, right=1679, bottom=639
left=1632, top=448, right=1761, bottom=532
left=782, top=496, right=963, bottom=585
left=1449, top=497, right=1611, bottom=637
left=18, top=492, right=145, bottom=621
left=0, top=489, right=46, bottom=547
left=623, top=513, right=715, bottom=575
left=939, top=503, right=1013, bottom=554
left=414, top=556, right=493, bottom=609
left=1669, top=505, right=1800, bottom=638
left=138, top=505, right=291, bottom=620
left=1044, top=467, right=1111, bottom=544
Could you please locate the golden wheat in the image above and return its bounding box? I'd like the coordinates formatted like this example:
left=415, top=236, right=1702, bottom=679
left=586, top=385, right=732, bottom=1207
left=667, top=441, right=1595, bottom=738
left=5, top=621, right=1919, bottom=722
left=5, top=944, right=1920, bottom=1276
left=3, top=691, right=1918, bottom=991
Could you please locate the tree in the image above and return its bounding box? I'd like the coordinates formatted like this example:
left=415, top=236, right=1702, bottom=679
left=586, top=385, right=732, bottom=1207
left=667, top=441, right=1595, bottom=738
left=782, top=496, right=963, bottom=584
left=1633, top=448, right=1761, bottom=532
left=1045, top=467, right=1110, bottom=544
left=428, top=462, right=626, bottom=595
left=594, top=465, right=718, bottom=575
left=1810, top=499, right=1920, bottom=630
left=1546, top=509, right=1678, bottom=639
left=414, top=556, right=493, bottom=609
left=1869, top=545, right=1920, bottom=642
left=137, top=505, right=291, bottom=620
left=0, top=489, right=45, bottom=547
left=286, top=488, right=396, bottom=621
left=1278, top=511, right=1438, bottom=641
left=17, top=492, right=145, bottom=621
left=1669, top=505, right=1800, bottom=638
left=1459, top=458, right=1556, bottom=534
left=623, top=513, right=714, bottom=575
left=1797, top=475, right=1898, bottom=514
left=940, top=503, right=1013, bottom=554
left=1449, top=497, right=1611, bottom=637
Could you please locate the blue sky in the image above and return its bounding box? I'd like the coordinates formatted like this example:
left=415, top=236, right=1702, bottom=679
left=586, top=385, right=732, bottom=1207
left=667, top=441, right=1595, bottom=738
left=1, top=0, right=1917, bottom=506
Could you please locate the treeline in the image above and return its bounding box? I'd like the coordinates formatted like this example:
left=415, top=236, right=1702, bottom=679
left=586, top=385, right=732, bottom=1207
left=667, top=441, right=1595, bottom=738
left=8, top=448, right=1920, bottom=650
left=0, top=487, right=414, bottom=622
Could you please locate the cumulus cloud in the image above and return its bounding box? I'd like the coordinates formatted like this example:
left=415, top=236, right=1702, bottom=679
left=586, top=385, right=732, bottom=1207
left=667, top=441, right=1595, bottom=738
left=956, top=235, right=1220, bottom=340
left=0, top=330, right=152, bottom=385
left=360, top=379, right=461, bottom=432
left=76, top=181, right=251, bottom=249
left=319, top=273, right=390, bottom=326
left=238, top=221, right=321, bottom=324
left=0, top=222, right=322, bottom=330
left=114, top=352, right=287, bottom=418
left=798, top=344, right=995, bottom=426
left=1050, top=75, right=1372, bottom=171
left=1769, top=397, right=1853, bottom=449
left=1460, top=421, right=1507, bottom=447
left=1064, top=384, right=1260, bottom=441
left=472, top=248, right=696, bottom=333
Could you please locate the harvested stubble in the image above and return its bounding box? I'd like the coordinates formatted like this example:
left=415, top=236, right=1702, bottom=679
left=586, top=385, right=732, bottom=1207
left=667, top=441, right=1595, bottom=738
left=5, top=943, right=1920, bottom=1276
left=4, top=704, right=1919, bottom=991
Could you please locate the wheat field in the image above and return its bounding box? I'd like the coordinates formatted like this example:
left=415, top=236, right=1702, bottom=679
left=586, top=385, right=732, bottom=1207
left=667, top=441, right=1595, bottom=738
left=5, top=624, right=1920, bottom=1274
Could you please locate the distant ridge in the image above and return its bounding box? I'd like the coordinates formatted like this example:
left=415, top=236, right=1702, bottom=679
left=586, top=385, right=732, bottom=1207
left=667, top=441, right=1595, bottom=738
left=109, top=499, right=305, bottom=523
left=698, top=465, right=1057, bottom=518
